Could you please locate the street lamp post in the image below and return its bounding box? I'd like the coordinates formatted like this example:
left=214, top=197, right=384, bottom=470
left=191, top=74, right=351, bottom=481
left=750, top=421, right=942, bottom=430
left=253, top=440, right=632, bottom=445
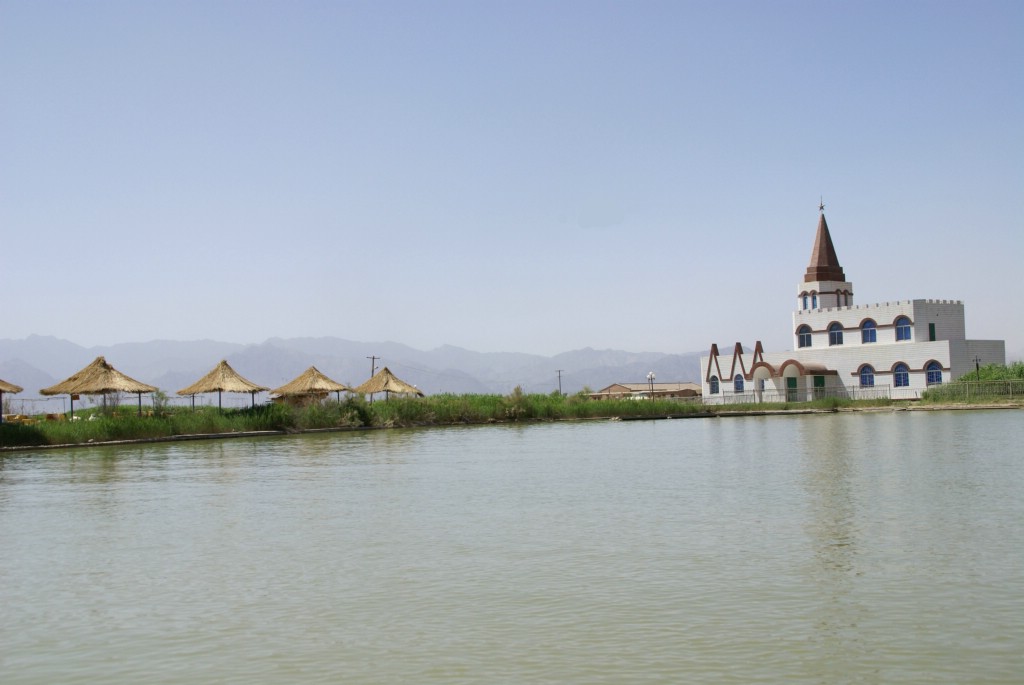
left=973, top=356, right=982, bottom=382
left=647, top=371, right=655, bottom=401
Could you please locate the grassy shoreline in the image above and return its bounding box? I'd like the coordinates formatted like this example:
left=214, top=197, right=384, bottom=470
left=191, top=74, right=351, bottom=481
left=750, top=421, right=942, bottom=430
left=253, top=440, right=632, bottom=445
left=3, top=390, right=1021, bottom=451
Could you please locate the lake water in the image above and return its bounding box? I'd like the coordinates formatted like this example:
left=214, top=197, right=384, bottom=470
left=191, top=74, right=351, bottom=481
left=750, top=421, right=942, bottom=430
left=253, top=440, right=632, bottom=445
left=1, top=410, right=1022, bottom=684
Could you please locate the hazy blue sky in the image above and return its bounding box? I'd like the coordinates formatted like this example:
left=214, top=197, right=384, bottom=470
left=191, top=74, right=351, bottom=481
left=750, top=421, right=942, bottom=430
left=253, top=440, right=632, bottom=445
left=3, top=1, right=1022, bottom=359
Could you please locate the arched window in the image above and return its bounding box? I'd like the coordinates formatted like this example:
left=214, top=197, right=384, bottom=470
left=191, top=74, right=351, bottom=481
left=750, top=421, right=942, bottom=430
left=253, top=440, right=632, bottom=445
left=895, top=316, right=912, bottom=341
left=811, top=292, right=818, bottom=309
left=710, top=376, right=719, bottom=394
left=926, top=362, right=943, bottom=385
left=797, top=325, right=812, bottom=348
left=860, top=365, right=875, bottom=387
left=828, top=322, right=844, bottom=346
left=861, top=320, right=877, bottom=343
left=894, top=363, right=910, bottom=388
left=734, top=374, right=744, bottom=393
left=802, top=294, right=808, bottom=310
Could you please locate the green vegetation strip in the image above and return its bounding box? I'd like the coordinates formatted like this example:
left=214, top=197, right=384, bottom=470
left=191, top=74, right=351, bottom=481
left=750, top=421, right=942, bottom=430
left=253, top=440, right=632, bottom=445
left=3, top=365, right=1022, bottom=450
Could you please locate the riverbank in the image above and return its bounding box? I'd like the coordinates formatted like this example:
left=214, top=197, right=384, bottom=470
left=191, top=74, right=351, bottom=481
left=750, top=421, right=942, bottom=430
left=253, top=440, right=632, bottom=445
left=3, top=393, right=1021, bottom=452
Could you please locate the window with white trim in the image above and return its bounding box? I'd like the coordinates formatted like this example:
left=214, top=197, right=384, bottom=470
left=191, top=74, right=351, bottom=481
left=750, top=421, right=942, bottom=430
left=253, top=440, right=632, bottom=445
left=861, top=320, right=877, bottom=343
left=797, top=325, right=812, bottom=348
left=896, top=316, right=912, bottom=341
left=894, top=363, right=910, bottom=387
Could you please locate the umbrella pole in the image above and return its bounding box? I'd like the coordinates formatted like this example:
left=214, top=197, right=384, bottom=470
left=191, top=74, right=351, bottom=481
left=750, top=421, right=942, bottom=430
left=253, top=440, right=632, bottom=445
left=137, top=392, right=142, bottom=417
left=70, top=395, right=75, bottom=420
left=218, top=390, right=222, bottom=412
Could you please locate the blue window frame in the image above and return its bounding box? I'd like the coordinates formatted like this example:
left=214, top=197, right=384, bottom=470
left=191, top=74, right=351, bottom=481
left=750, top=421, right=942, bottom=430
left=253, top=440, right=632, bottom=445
left=895, top=316, right=912, bottom=341
left=926, top=362, right=942, bottom=385
left=828, top=322, right=844, bottom=346
left=797, top=325, right=812, bottom=348
left=710, top=376, right=719, bottom=394
left=894, top=363, right=910, bottom=387
left=802, top=295, right=808, bottom=310
left=861, top=320, right=877, bottom=343
left=734, top=374, right=744, bottom=392
left=860, top=365, right=875, bottom=387
left=811, top=293, right=818, bottom=309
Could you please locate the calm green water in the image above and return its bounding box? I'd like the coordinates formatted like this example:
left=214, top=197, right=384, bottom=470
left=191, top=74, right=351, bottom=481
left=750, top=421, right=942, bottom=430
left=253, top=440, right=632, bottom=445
left=1, top=411, right=1022, bottom=684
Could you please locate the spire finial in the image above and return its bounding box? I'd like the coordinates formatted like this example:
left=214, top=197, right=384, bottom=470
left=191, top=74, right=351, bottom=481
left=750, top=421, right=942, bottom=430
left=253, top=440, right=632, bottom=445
left=819, top=196, right=825, bottom=212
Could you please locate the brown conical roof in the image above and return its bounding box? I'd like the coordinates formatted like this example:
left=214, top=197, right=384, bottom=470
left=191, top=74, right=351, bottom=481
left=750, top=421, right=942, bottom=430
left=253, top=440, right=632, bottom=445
left=0, top=378, right=24, bottom=394
left=804, top=212, right=846, bottom=283
left=270, top=366, right=350, bottom=397
left=40, top=356, right=157, bottom=396
left=177, top=360, right=269, bottom=396
left=353, top=367, right=423, bottom=397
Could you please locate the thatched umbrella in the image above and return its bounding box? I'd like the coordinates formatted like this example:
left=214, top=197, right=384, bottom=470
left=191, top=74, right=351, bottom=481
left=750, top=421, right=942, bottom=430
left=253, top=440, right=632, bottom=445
left=270, top=366, right=351, bottom=405
left=0, top=378, right=24, bottom=423
left=177, top=360, right=269, bottom=410
left=40, top=356, right=157, bottom=419
left=353, top=366, right=423, bottom=402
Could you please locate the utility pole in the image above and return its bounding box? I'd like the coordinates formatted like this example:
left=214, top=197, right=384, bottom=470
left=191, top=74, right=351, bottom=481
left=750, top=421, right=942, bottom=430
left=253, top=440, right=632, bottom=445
left=366, top=356, right=380, bottom=403
left=556, top=369, right=563, bottom=396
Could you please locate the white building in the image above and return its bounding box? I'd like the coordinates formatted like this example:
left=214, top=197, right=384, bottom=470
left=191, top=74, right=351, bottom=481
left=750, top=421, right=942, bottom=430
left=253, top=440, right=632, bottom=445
left=700, top=209, right=1005, bottom=402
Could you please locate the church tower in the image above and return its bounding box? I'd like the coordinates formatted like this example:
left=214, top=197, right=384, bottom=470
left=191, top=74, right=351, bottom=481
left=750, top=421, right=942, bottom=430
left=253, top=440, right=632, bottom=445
left=797, top=207, right=853, bottom=310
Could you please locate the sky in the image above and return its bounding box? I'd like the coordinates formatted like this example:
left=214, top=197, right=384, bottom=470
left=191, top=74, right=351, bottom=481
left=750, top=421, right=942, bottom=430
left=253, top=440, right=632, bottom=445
left=3, top=0, right=1022, bottom=359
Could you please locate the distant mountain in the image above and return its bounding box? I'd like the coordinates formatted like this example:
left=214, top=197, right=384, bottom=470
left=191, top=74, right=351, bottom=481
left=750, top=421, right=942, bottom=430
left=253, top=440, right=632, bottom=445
left=0, top=335, right=92, bottom=379
left=0, top=357, right=57, bottom=395
left=0, top=336, right=704, bottom=405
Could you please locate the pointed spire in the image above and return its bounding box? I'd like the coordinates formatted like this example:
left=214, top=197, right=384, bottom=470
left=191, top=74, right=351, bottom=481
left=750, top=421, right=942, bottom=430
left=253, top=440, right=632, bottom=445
left=804, top=211, right=846, bottom=283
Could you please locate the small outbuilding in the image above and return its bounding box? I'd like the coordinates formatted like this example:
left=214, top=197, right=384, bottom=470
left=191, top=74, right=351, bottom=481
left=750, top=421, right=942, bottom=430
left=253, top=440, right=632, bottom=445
left=589, top=382, right=702, bottom=401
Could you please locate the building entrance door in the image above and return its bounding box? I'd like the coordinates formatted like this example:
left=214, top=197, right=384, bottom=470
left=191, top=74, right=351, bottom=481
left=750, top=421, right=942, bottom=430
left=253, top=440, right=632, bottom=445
left=786, top=376, right=798, bottom=402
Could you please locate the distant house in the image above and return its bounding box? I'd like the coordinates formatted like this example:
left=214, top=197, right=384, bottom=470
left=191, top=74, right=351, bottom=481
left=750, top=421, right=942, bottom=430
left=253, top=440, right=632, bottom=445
left=590, top=382, right=701, bottom=401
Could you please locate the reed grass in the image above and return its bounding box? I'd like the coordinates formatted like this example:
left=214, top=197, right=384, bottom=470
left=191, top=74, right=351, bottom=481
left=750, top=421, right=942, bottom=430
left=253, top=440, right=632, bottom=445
left=0, top=387, right=995, bottom=450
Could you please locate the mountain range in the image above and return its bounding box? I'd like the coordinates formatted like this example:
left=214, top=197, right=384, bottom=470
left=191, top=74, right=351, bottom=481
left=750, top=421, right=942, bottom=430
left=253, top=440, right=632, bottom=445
left=0, top=335, right=704, bottom=409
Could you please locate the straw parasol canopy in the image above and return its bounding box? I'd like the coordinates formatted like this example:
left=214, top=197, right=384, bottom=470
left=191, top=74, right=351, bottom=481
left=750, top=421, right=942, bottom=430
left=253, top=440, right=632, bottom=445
left=270, top=366, right=351, bottom=405
left=177, top=360, right=269, bottom=410
left=353, top=367, right=423, bottom=401
left=0, top=379, right=23, bottom=394
left=1, top=378, right=24, bottom=423
left=40, top=356, right=157, bottom=418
